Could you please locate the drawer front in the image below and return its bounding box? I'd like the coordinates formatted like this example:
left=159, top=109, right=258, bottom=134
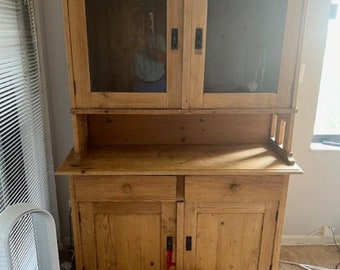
left=74, top=176, right=177, bottom=202
left=185, top=176, right=285, bottom=202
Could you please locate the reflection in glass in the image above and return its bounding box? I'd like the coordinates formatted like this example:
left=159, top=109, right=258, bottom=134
left=204, top=0, right=287, bottom=93
left=85, top=0, right=167, bottom=93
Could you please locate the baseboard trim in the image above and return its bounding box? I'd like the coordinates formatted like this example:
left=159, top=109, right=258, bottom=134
left=282, top=235, right=340, bottom=246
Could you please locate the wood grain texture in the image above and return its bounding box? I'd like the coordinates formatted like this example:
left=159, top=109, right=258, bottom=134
left=272, top=176, right=290, bottom=269
left=276, top=0, right=305, bottom=108
left=74, top=175, right=177, bottom=202
left=57, top=144, right=302, bottom=176
left=188, top=0, right=208, bottom=108
left=68, top=177, right=83, bottom=270
left=70, top=108, right=298, bottom=115
left=88, top=114, right=272, bottom=145
left=167, top=0, right=183, bottom=108
left=72, top=114, right=88, bottom=154
left=203, top=93, right=277, bottom=109
left=62, top=0, right=76, bottom=108
left=185, top=176, right=285, bottom=202
left=84, top=202, right=176, bottom=270
left=181, top=0, right=193, bottom=109
left=78, top=202, right=97, bottom=269
left=185, top=202, right=278, bottom=270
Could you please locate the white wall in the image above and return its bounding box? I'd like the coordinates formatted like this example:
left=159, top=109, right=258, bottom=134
left=38, top=0, right=73, bottom=242
left=284, top=0, right=340, bottom=237
left=39, top=0, right=340, bottom=243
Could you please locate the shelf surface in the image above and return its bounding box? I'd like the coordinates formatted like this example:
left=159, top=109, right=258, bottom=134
left=56, top=144, right=302, bottom=176
left=70, top=108, right=297, bottom=115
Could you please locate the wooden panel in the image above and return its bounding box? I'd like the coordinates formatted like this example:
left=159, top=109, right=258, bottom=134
left=74, top=175, right=176, bottom=202
left=67, top=0, right=91, bottom=108
left=203, top=93, right=277, bottom=109
left=188, top=0, right=208, bottom=108
left=62, top=0, right=75, bottom=108
left=94, top=204, right=161, bottom=269
left=72, top=114, right=88, bottom=154
left=272, top=176, right=290, bottom=269
left=57, top=144, right=303, bottom=176
left=88, top=114, right=272, bottom=145
left=93, top=202, right=162, bottom=215
left=183, top=202, right=198, bottom=270
left=167, top=0, right=183, bottom=108
left=71, top=108, right=297, bottom=115
left=258, top=202, right=279, bottom=270
left=78, top=202, right=97, bottom=269
left=68, top=177, right=83, bottom=270
left=185, top=176, right=285, bottom=202
left=176, top=202, right=185, bottom=269
left=276, top=0, right=305, bottom=107
left=161, top=203, right=177, bottom=269
left=195, top=205, right=263, bottom=270
left=91, top=202, right=176, bottom=270
left=184, top=202, right=278, bottom=270
left=181, top=0, right=194, bottom=108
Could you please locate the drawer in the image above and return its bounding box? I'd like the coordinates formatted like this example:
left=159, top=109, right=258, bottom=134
left=185, top=176, right=285, bottom=202
left=73, top=176, right=177, bottom=202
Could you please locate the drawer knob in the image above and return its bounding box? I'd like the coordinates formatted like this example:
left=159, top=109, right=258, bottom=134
left=122, top=184, right=132, bottom=193
left=230, top=184, right=240, bottom=193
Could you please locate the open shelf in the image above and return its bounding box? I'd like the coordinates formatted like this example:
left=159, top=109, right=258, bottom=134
left=57, top=143, right=302, bottom=176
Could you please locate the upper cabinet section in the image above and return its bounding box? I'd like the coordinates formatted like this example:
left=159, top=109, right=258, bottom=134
left=65, top=0, right=183, bottom=108
left=64, top=0, right=306, bottom=109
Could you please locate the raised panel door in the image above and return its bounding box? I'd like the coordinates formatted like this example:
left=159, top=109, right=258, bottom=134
left=78, top=202, right=177, bottom=270
left=183, top=202, right=278, bottom=270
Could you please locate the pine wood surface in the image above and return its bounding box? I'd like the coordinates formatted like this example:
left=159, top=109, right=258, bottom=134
left=279, top=245, right=340, bottom=270
left=70, top=108, right=298, bottom=114
left=88, top=114, right=272, bottom=146
left=57, top=144, right=302, bottom=176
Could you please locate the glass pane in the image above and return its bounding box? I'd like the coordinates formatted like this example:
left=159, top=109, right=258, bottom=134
left=204, top=0, right=287, bottom=93
left=85, top=0, right=167, bottom=93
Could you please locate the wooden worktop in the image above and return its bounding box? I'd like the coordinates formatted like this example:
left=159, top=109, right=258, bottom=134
left=57, top=144, right=302, bottom=176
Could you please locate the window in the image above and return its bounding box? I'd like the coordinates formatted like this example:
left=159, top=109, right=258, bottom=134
left=313, top=1, right=340, bottom=146
left=0, top=0, right=58, bottom=268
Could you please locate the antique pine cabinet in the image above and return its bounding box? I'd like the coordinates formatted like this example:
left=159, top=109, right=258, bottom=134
left=57, top=0, right=307, bottom=269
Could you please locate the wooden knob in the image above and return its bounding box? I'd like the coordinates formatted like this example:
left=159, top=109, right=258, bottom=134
left=230, top=184, right=240, bottom=193
left=122, top=184, right=132, bottom=193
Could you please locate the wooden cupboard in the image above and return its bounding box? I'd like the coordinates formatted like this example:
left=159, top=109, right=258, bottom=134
left=59, top=145, right=301, bottom=270
left=58, top=0, right=307, bottom=269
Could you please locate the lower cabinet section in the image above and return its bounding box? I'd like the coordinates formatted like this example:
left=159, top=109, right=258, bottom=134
left=70, top=175, right=287, bottom=270
left=183, top=202, right=278, bottom=270
left=78, top=202, right=176, bottom=270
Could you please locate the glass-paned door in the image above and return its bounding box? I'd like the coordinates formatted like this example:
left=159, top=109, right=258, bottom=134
left=188, top=0, right=306, bottom=109
left=67, top=0, right=182, bottom=108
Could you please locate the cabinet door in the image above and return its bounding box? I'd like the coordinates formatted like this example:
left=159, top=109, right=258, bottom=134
left=78, top=202, right=176, bottom=270
left=65, top=0, right=183, bottom=109
left=186, top=0, right=306, bottom=109
left=183, top=202, right=278, bottom=270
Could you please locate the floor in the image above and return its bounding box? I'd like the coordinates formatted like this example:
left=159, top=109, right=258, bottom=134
left=59, top=245, right=340, bottom=269
left=279, top=245, right=340, bottom=269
